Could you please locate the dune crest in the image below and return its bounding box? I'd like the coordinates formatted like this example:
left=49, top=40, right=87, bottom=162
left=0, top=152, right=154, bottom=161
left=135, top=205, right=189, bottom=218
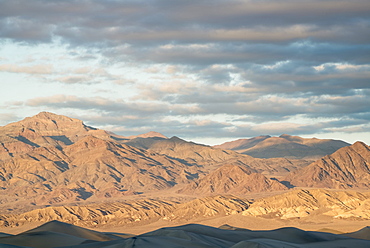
left=1, top=221, right=370, bottom=248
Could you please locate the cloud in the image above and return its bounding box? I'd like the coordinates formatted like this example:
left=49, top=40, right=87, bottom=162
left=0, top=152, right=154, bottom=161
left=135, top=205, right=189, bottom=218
left=0, top=112, right=20, bottom=126
left=0, top=64, right=53, bottom=74
left=1, top=0, right=369, bottom=144
left=24, top=94, right=202, bottom=116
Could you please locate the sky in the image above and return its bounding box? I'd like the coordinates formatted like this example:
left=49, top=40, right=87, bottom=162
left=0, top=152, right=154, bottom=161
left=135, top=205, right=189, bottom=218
left=0, top=0, right=370, bottom=145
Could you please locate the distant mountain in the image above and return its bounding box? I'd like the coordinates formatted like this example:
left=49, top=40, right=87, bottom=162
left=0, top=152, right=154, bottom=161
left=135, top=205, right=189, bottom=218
left=214, top=134, right=350, bottom=160
left=127, top=131, right=167, bottom=139
left=178, top=164, right=287, bottom=195
left=285, top=141, right=370, bottom=189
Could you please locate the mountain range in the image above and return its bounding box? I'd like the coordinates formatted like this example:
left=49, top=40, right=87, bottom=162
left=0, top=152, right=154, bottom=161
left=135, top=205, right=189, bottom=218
left=1, top=112, right=370, bottom=234
left=0, top=112, right=311, bottom=210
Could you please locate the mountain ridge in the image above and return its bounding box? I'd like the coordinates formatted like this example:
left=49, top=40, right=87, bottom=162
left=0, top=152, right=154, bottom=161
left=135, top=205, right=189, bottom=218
left=1, top=112, right=368, bottom=217
left=214, top=134, right=350, bottom=160
left=285, top=141, right=370, bottom=189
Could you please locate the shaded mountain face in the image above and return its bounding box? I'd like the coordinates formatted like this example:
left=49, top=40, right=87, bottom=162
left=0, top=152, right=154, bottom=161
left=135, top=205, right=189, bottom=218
left=214, top=134, right=350, bottom=160
left=285, top=142, right=370, bottom=189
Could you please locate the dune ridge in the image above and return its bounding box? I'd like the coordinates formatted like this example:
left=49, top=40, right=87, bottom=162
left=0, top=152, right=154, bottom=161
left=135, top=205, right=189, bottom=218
left=1, top=221, right=370, bottom=248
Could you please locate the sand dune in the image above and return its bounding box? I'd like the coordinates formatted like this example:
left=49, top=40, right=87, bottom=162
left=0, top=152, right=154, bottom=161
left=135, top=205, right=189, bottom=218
left=0, top=221, right=369, bottom=248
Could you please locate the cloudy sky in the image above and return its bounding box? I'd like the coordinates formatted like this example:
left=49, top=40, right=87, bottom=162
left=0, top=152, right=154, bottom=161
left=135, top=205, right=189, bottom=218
left=1, top=0, right=370, bottom=145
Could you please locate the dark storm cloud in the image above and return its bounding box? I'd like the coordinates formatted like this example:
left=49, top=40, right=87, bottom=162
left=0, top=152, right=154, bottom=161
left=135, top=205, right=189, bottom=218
left=1, top=0, right=369, bottom=69
left=1, top=0, right=369, bottom=44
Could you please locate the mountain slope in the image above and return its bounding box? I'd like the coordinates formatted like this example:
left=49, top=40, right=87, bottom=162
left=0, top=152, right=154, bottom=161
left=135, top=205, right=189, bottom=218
left=125, top=136, right=310, bottom=177
left=285, top=141, right=370, bottom=189
left=0, top=195, right=249, bottom=228
left=0, top=135, right=204, bottom=207
left=242, top=188, right=370, bottom=220
left=0, top=112, right=126, bottom=160
left=215, top=134, right=350, bottom=160
left=178, top=164, right=287, bottom=195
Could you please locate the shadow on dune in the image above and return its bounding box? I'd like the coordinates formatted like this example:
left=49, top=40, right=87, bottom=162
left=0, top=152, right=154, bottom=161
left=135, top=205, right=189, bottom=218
left=0, top=221, right=370, bottom=248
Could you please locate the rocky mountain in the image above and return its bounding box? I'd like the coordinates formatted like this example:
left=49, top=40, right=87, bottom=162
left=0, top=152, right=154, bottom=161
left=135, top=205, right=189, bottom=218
left=0, top=112, right=305, bottom=211
left=0, top=134, right=205, bottom=208
left=178, top=164, right=288, bottom=195
left=242, top=188, right=370, bottom=220
left=0, top=113, right=207, bottom=208
left=285, top=141, right=370, bottom=189
left=214, top=134, right=350, bottom=160
left=1, top=112, right=367, bottom=217
left=124, top=135, right=311, bottom=177
left=0, top=112, right=126, bottom=160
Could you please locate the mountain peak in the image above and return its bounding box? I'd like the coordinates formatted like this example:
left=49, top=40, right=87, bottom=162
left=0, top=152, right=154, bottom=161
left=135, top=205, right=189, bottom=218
left=35, top=111, right=65, bottom=119
left=169, top=136, right=186, bottom=142
left=17, top=112, right=86, bottom=128
left=352, top=141, right=369, bottom=149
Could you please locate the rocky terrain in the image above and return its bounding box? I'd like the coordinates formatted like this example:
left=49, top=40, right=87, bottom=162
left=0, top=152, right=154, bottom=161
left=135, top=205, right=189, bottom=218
left=0, top=112, right=314, bottom=211
left=1, top=112, right=370, bottom=246
left=2, top=188, right=370, bottom=230
left=178, top=164, right=288, bottom=195
left=242, top=188, right=370, bottom=220
left=285, top=141, right=370, bottom=189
